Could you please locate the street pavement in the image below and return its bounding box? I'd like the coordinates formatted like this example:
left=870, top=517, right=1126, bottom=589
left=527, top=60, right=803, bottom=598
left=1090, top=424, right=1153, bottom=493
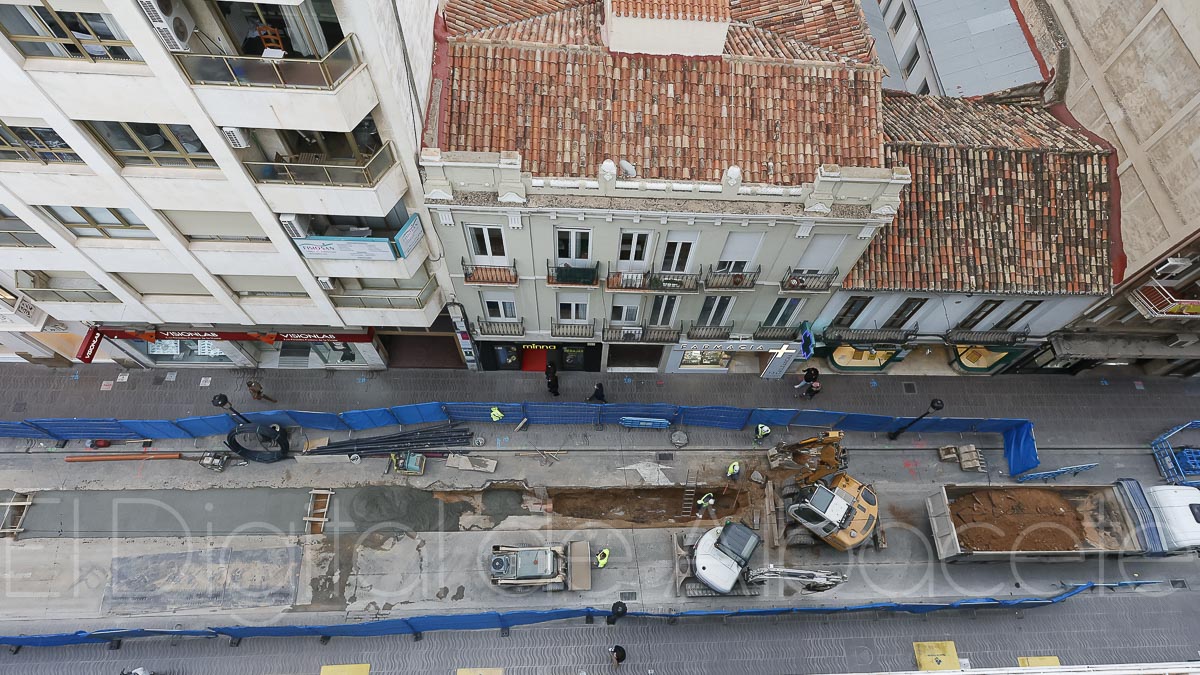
left=0, top=589, right=1197, bottom=674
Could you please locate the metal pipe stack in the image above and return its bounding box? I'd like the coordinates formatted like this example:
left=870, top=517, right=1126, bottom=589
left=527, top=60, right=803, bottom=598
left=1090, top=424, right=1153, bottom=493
left=305, top=422, right=475, bottom=457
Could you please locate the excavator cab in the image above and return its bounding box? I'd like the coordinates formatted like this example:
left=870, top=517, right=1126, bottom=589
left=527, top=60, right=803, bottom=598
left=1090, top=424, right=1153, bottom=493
left=774, top=430, right=879, bottom=551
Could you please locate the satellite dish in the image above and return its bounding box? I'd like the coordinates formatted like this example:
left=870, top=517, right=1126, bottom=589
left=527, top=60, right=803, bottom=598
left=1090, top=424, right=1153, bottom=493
left=618, top=159, right=637, bottom=177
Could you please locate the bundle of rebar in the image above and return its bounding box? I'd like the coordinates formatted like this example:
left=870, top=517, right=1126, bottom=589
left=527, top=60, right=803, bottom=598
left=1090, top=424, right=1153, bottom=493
left=305, top=422, right=474, bottom=457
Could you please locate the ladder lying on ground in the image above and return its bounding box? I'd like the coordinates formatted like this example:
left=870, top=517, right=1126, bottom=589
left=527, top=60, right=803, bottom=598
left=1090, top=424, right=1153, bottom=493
left=305, top=489, right=334, bottom=535
left=0, top=492, right=32, bottom=539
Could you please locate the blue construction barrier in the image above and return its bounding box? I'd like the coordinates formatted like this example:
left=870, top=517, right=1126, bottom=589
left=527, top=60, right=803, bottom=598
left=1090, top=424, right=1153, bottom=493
left=1151, top=422, right=1200, bottom=487
left=0, top=582, right=1112, bottom=648
left=0, top=402, right=1041, bottom=475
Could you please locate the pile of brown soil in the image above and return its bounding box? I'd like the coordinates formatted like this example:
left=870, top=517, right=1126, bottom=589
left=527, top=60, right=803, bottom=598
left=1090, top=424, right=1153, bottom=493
left=548, top=487, right=746, bottom=526
left=950, top=488, right=1086, bottom=552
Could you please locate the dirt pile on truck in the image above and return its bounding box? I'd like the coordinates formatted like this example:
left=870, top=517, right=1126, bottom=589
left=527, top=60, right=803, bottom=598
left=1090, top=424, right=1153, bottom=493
left=950, top=488, right=1087, bottom=552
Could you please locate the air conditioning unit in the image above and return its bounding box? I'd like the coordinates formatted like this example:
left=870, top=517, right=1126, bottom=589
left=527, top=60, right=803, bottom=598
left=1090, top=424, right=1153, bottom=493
left=316, top=276, right=340, bottom=291
left=137, top=0, right=195, bottom=52
left=1166, top=333, right=1200, bottom=348
left=1155, top=257, right=1193, bottom=277
left=279, top=213, right=311, bottom=238
left=222, top=127, right=250, bottom=149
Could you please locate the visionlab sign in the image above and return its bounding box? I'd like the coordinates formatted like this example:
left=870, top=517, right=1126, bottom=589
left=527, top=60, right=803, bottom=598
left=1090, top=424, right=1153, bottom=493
left=296, top=237, right=397, bottom=261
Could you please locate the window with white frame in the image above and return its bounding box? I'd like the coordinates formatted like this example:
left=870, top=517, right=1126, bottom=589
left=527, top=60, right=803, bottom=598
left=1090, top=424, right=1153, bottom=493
left=557, top=292, right=589, bottom=323
left=611, top=297, right=640, bottom=324
left=661, top=231, right=697, bottom=273
left=556, top=228, right=590, bottom=264
left=647, top=295, right=678, bottom=326
left=467, top=224, right=507, bottom=264
left=697, top=295, right=735, bottom=326
left=617, top=230, right=652, bottom=271
left=482, top=291, right=517, bottom=321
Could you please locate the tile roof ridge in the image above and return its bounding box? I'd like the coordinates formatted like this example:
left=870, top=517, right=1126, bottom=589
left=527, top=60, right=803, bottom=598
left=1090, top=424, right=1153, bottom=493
left=886, top=139, right=1109, bottom=154
left=450, top=36, right=607, bottom=55
left=728, top=21, right=862, bottom=65
left=448, top=2, right=594, bottom=38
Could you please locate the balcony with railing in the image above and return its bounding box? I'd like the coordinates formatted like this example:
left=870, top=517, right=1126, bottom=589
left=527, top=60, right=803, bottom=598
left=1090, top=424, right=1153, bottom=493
left=780, top=267, right=839, bottom=293
left=602, top=321, right=681, bottom=343
left=753, top=323, right=802, bottom=341
left=177, top=35, right=362, bottom=89
left=245, top=143, right=396, bottom=188
left=605, top=270, right=700, bottom=293
left=547, top=260, right=600, bottom=287
left=475, top=317, right=525, bottom=337
left=703, top=265, right=760, bottom=291
left=462, top=257, right=519, bottom=286
left=329, top=277, right=438, bottom=310
left=944, top=328, right=1030, bottom=346
left=685, top=321, right=734, bottom=340
left=1128, top=279, right=1200, bottom=319
left=551, top=318, right=596, bottom=339
left=822, top=325, right=917, bottom=345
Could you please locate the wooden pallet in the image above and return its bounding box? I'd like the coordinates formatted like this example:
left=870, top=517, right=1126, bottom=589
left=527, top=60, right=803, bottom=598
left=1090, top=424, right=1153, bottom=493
left=305, top=489, right=334, bottom=535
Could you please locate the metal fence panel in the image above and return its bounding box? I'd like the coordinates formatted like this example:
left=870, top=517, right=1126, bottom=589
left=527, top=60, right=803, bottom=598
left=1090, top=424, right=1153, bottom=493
left=339, top=408, right=398, bottom=430
left=390, top=402, right=449, bottom=425
left=524, top=402, right=598, bottom=425
left=598, top=404, right=679, bottom=425
left=0, top=420, right=55, bottom=439
left=24, top=418, right=142, bottom=440
left=117, top=419, right=192, bottom=439
left=832, top=413, right=898, bottom=432
left=748, top=409, right=800, bottom=428
left=678, top=406, right=751, bottom=429
left=174, top=415, right=238, bottom=437
left=442, top=402, right=523, bottom=423
left=790, top=410, right=848, bottom=428
left=286, top=410, right=348, bottom=431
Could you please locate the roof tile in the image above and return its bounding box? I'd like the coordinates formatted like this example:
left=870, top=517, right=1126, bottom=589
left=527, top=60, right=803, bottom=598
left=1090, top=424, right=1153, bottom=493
left=610, top=0, right=732, bottom=22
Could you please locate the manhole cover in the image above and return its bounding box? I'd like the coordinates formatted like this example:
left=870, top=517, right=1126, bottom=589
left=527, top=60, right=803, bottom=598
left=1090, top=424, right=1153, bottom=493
left=1171, top=579, right=1188, bottom=589
left=10, top=401, right=26, bottom=413
left=620, top=591, right=637, bottom=601
left=670, top=430, right=689, bottom=448
left=902, top=382, right=917, bottom=394
left=657, top=452, right=674, bottom=461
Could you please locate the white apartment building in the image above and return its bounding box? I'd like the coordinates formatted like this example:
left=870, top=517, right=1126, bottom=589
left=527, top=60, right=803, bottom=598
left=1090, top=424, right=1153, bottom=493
left=0, top=0, right=457, bottom=370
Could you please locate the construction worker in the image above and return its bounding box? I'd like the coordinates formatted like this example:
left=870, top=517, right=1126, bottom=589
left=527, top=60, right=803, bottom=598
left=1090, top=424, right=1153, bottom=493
left=755, top=424, right=771, bottom=440
left=595, top=547, right=610, bottom=568
left=489, top=406, right=504, bottom=422
left=726, top=460, right=741, bottom=479
left=696, top=492, right=715, bottom=518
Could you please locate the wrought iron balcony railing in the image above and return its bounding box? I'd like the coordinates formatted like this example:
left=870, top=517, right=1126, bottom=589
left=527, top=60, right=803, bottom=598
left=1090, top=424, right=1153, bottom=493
left=606, top=270, right=700, bottom=293
left=703, top=265, right=760, bottom=290
left=602, top=321, right=681, bottom=343
left=780, top=267, right=839, bottom=293
left=462, top=257, right=519, bottom=285
left=546, top=260, right=599, bottom=286
left=475, top=317, right=525, bottom=337
left=551, top=318, right=596, bottom=339
left=685, top=322, right=734, bottom=340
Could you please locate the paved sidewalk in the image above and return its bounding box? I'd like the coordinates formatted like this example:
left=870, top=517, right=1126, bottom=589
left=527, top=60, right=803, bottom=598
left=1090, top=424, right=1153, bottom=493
left=0, top=364, right=1193, bottom=449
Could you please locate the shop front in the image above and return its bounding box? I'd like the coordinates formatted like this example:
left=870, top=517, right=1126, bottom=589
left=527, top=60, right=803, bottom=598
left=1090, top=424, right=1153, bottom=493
left=665, top=339, right=807, bottom=376
left=78, top=326, right=387, bottom=369
left=944, top=330, right=1031, bottom=374
left=819, top=327, right=915, bottom=372
left=477, top=340, right=602, bottom=372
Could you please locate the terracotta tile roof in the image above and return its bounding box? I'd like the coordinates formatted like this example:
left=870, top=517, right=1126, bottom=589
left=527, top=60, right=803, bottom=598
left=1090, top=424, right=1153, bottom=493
left=845, top=95, right=1112, bottom=296
left=434, top=0, right=884, bottom=184
left=610, top=0, right=732, bottom=22
left=730, top=0, right=875, bottom=63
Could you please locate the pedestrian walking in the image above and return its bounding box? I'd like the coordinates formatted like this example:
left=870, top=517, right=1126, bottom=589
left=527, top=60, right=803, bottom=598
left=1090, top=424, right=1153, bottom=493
left=793, top=366, right=820, bottom=395
left=547, top=372, right=560, bottom=396
left=802, top=380, right=823, bottom=401
left=586, top=382, right=608, bottom=403
left=609, top=645, right=627, bottom=668
left=245, top=380, right=276, bottom=403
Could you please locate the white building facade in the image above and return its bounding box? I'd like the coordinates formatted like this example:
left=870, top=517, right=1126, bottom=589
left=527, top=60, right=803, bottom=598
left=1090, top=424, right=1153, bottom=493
left=0, top=0, right=456, bottom=370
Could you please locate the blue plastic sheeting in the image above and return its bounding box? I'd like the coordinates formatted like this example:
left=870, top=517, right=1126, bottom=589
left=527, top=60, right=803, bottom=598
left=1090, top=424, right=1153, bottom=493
left=598, top=404, right=679, bottom=424
left=118, top=419, right=192, bottom=439
left=340, top=408, right=398, bottom=430
left=1003, top=422, right=1040, bottom=475
left=525, top=402, right=597, bottom=425
left=748, top=409, right=800, bottom=428
left=174, top=414, right=238, bottom=437
left=791, top=410, right=849, bottom=428
left=243, top=411, right=298, bottom=428
left=678, top=406, right=750, bottom=429
left=25, top=418, right=142, bottom=440
left=0, top=420, right=54, bottom=439
left=834, top=412, right=900, bottom=432
left=442, top=402, right=523, bottom=423
left=287, top=410, right=348, bottom=431
left=390, top=402, right=449, bottom=425
left=0, top=586, right=1101, bottom=648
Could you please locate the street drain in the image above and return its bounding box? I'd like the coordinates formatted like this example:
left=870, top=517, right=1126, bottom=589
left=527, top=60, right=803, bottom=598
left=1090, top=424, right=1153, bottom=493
left=1171, top=579, right=1188, bottom=589
left=902, top=382, right=917, bottom=394
left=656, top=452, right=674, bottom=461
left=620, top=591, right=637, bottom=601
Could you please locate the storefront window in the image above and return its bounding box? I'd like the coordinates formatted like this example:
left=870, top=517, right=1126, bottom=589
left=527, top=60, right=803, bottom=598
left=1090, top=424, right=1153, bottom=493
left=680, top=350, right=732, bottom=369
left=830, top=345, right=896, bottom=370
left=562, top=345, right=586, bottom=371
left=493, top=344, right=521, bottom=370
left=133, top=339, right=233, bottom=364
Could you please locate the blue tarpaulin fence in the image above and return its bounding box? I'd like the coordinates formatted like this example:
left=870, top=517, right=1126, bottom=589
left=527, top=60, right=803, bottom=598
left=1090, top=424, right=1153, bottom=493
left=0, top=402, right=1039, bottom=474
left=0, top=583, right=1105, bottom=648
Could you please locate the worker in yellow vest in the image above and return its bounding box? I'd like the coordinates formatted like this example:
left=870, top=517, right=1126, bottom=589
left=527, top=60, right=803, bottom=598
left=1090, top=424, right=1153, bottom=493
left=696, top=492, right=715, bottom=518
left=595, top=547, right=610, bottom=568
left=490, top=406, right=504, bottom=421
left=726, top=460, right=740, bottom=479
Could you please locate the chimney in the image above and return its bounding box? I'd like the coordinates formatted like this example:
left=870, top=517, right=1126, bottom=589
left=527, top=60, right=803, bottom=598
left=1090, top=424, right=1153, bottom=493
left=602, top=0, right=732, bottom=56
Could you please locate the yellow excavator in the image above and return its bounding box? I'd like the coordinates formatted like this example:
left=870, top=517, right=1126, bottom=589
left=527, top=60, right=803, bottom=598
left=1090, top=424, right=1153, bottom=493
left=769, top=430, right=878, bottom=550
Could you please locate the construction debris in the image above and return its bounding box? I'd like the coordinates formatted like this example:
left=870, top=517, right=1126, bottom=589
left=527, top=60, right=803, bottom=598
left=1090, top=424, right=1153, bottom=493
left=447, top=454, right=498, bottom=473
left=750, top=470, right=766, bottom=485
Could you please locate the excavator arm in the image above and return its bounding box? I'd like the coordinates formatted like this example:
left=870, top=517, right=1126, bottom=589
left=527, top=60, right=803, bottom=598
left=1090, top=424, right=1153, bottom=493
left=768, top=430, right=848, bottom=485
left=743, top=565, right=847, bottom=591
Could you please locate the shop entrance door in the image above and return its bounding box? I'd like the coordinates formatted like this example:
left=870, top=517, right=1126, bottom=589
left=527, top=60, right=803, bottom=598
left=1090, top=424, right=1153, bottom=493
left=521, top=347, right=547, bottom=372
